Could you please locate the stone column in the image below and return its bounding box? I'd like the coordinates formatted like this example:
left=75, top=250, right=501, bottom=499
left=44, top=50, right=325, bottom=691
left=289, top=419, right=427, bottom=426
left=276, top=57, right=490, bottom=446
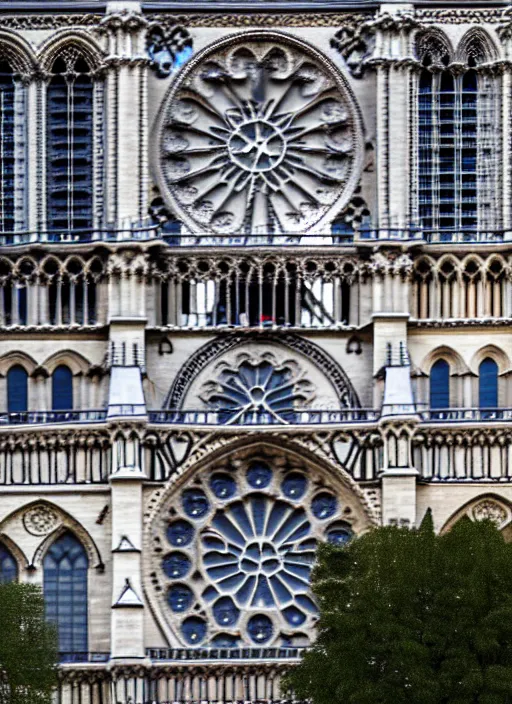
left=109, top=427, right=146, bottom=660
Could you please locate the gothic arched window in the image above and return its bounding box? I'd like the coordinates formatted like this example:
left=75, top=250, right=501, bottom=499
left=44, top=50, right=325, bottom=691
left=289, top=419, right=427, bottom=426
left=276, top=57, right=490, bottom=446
left=43, top=532, right=88, bottom=658
left=0, top=57, right=25, bottom=232
left=416, top=35, right=500, bottom=238
left=47, top=50, right=96, bottom=233
left=479, top=358, right=498, bottom=409
left=52, top=364, right=73, bottom=411
left=430, top=359, right=450, bottom=410
left=7, top=364, right=28, bottom=413
left=0, top=543, right=17, bottom=583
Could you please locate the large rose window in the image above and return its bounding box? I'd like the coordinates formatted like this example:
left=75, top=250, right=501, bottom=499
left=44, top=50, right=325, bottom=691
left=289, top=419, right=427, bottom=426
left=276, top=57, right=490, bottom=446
left=153, top=456, right=355, bottom=647
left=154, top=34, right=363, bottom=236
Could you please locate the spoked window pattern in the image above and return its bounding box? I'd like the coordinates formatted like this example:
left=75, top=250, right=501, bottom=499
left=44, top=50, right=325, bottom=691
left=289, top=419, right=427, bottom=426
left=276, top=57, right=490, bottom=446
left=201, top=358, right=314, bottom=424
left=417, top=36, right=500, bottom=238
left=161, top=458, right=353, bottom=646
left=47, top=50, right=97, bottom=233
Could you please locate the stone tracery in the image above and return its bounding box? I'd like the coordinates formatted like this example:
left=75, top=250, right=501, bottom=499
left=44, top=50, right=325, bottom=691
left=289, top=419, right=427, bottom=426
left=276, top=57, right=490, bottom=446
left=155, top=34, right=363, bottom=237
left=147, top=446, right=365, bottom=647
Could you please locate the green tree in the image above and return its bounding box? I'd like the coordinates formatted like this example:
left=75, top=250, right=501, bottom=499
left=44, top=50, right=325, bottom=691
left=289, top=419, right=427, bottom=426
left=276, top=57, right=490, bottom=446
left=0, top=582, right=58, bottom=704
left=286, top=516, right=512, bottom=704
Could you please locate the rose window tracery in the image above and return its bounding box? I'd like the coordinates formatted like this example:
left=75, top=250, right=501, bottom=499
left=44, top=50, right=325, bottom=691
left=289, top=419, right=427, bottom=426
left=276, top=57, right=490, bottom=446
left=200, top=356, right=315, bottom=424
left=155, top=34, right=363, bottom=236
left=153, top=456, right=355, bottom=647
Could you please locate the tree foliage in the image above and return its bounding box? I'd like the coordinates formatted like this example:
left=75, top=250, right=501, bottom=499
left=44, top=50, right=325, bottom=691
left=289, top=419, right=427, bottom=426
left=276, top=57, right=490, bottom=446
left=286, top=516, right=512, bottom=704
left=0, top=582, right=58, bottom=704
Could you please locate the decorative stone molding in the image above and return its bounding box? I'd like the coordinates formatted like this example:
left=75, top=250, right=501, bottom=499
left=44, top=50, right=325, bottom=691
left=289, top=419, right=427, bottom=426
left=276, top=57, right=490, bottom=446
left=146, top=23, right=193, bottom=77
left=146, top=12, right=370, bottom=29
left=23, top=504, right=61, bottom=536
left=331, top=19, right=376, bottom=79
left=153, top=31, right=364, bottom=237
left=415, top=8, right=509, bottom=25
left=165, top=332, right=360, bottom=409
left=472, top=499, right=508, bottom=527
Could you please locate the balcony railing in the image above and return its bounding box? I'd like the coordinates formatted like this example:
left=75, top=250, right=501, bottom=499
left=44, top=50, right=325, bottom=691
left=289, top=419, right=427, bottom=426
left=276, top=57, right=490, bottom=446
left=0, top=226, right=511, bottom=247
left=2, top=407, right=512, bottom=429
left=0, top=409, right=107, bottom=425
left=146, top=647, right=305, bottom=662
left=419, top=408, right=512, bottom=422
left=59, top=651, right=110, bottom=664
left=148, top=409, right=379, bottom=425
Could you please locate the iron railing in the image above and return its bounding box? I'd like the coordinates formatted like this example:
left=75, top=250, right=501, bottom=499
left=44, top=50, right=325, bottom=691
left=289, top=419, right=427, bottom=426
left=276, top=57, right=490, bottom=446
left=2, top=407, right=512, bottom=428
left=0, top=409, right=107, bottom=425
left=1, top=226, right=511, bottom=247
left=147, top=409, right=380, bottom=425
left=146, top=647, right=305, bottom=661
left=59, top=652, right=110, bottom=663
left=419, top=408, right=512, bottom=422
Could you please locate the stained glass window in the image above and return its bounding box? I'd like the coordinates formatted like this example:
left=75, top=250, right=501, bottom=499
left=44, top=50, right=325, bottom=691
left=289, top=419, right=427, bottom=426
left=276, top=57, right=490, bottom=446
left=159, top=459, right=353, bottom=646
left=430, top=359, right=450, bottom=410
left=0, top=543, right=17, bottom=583
left=479, top=358, right=498, bottom=409
left=7, top=365, right=27, bottom=413
left=43, top=532, right=88, bottom=658
left=47, top=53, right=94, bottom=232
left=52, top=364, right=73, bottom=411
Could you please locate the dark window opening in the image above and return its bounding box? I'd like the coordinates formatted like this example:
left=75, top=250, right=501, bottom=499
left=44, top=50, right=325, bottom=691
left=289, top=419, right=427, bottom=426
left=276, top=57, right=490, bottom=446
left=7, top=365, right=28, bottom=413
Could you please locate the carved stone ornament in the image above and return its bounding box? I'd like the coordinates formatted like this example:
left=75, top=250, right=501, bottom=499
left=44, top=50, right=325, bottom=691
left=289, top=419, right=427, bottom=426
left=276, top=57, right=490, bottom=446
left=23, top=504, right=61, bottom=536
left=472, top=499, right=508, bottom=527
left=154, top=32, right=364, bottom=237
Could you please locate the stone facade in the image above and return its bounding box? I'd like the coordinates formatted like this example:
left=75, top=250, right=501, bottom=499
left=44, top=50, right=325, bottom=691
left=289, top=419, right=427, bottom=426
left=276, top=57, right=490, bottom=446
left=0, top=0, right=511, bottom=701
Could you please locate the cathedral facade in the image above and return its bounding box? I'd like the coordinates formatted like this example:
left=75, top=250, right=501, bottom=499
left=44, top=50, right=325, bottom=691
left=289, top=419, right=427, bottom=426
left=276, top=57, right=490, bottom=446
left=0, top=0, right=511, bottom=700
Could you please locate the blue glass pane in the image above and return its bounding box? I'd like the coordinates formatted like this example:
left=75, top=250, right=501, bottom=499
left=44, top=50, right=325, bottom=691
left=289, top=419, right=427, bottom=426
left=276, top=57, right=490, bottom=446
left=52, top=365, right=73, bottom=411
left=167, top=584, right=194, bottom=613
left=247, top=614, right=273, bottom=643
left=47, top=62, right=94, bottom=231
left=0, top=62, right=15, bottom=232
left=0, top=544, right=17, bottom=583
left=312, top=493, right=337, bottom=520
left=210, top=473, right=237, bottom=499
left=283, top=606, right=306, bottom=626
left=7, top=366, right=28, bottom=413
left=43, top=532, right=88, bottom=654
left=181, top=616, right=207, bottom=644
left=213, top=596, right=239, bottom=626
left=162, top=552, right=191, bottom=579
left=296, top=594, right=318, bottom=614
left=211, top=634, right=239, bottom=647
left=479, top=358, right=498, bottom=409
left=326, top=521, right=353, bottom=546
left=430, top=360, right=450, bottom=409
left=166, top=519, right=194, bottom=547
left=281, top=473, right=307, bottom=500
left=182, top=489, right=209, bottom=518
left=247, top=462, right=272, bottom=489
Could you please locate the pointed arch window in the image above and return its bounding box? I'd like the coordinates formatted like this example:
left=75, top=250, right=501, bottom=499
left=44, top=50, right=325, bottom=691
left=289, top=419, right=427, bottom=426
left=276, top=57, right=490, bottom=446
left=0, top=57, right=25, bottom=232
left=479, top=358, right=498, bottom=409
left=7, top=364, right=28, bottom=413
left=52, top=364, right=73, bottom=411
left=0, top=543, right=17, bottom=583
left=43, top=532, right=88, bottom=658
left=430, top=359, right=450, bottom=410
left=47, top=50, right=100, bottom=233
left=416, top=37, right=500, bottom=238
